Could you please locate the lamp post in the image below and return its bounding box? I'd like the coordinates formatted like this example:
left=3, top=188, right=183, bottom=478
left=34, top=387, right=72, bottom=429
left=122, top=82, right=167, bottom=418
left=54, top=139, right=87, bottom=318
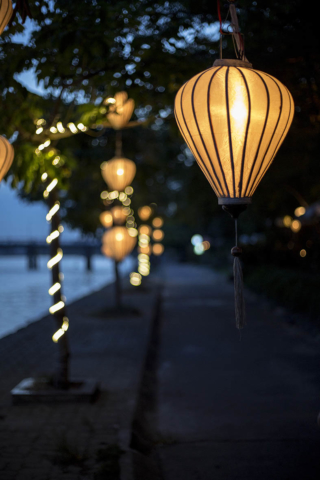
left=174, top=0, right=294, bottom=328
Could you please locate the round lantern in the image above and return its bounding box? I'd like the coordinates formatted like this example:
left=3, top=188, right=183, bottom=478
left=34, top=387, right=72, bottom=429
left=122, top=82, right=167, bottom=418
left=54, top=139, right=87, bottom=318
left=102, top=226, right=137, bottom=262
left=107, top=92, right=135, bottom=130
left=0, top=136, right=14, bottom=182
left=101, top=157, right=136, bottom=192
left=175, top=57, right=294, bottom=329
left=175, top=59, right=294, bottom=209
left=0, top=1, right=13, bottom=35
left=100, top=211, right=113, bottom=228
left=111, top=205, right=128, bottom=225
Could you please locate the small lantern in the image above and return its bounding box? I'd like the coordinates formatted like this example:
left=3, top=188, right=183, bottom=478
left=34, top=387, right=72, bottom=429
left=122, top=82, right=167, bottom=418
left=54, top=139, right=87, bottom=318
left=0, top=1, right=13, bottom=35
left=174, top=4, right=294, bottom=329
left=106, top=92, right=135, bottom=130
left=138, top=206, right=152, bottom=221
left=139, top=225, right=152, bottom=236
left=0, top=136, right=14, bottom=182
left=102, top=226, right=137, bottom=262
left=111, top=206, right=128, bottom=225
left=100, top=211, right=113, bottom=228
left=101, top=157, right=136, bottom=192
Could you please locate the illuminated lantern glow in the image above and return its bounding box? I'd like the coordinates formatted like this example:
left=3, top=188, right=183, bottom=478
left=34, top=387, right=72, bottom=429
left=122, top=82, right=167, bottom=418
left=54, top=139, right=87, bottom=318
left=102, top=226, right=137, bottom=262
left=0, top=136, right=14, bottom=182
left=100, top=211, right=113, bottom=228
left=174, top=2, right=294, bottom=329
left=138, top=205, right=152, bottom=221
left=101, top=157, right=136, bottom=192
left=153, top=229, right=164, bottom=241
left=153, top=243, right=164, bottom=256
left=138, top=245, right=151, bottom=255
left=111, top=205, right=128, bottom=225
left=152, top=217, right=163, bottom=228
left=106, top=91, right=135, bottom=130
left=139, top=225, right=152, bottom=236
left=0, top=0, right=13, bottom=35
left=174, top=60, right=294, bottom=204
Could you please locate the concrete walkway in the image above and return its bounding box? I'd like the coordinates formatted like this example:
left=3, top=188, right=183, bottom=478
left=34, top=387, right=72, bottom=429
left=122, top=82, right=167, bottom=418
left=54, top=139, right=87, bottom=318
left=154, top=264, right=320, bottom=480
left=0, top=278, right=159, bottom=480
left=1, top=263, right=320, bottom=480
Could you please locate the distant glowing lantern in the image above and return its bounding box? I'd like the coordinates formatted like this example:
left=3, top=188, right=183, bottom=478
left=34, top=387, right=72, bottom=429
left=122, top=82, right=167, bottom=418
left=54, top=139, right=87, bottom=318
left=111, top=205, right=128, bottom=225
left=153, top=229, right=164, bottom=241
left=106, top=91, right=135, bottom=130
left=138, top=245, right=152, bottom=255
left=153, top=243, right=164, bottom=256
left=100, top=211, right=113, bottom=228
left=138, top=206, right=152, bottom=221
left=139, top=225, right=152, bottom=236
left=101, top=157, right=136, bottom=192
left=102, top=226, right=137, bottom=262
left=0, top=136, right=14, bottom=182
left=0, top=1, right=13, bottom=35
left=174, top=2, right=294, bottom=329
left=152, top=217, right=163, bottom=228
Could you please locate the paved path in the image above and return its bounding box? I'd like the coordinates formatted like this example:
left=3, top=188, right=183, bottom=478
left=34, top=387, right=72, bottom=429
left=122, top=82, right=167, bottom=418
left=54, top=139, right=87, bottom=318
left=0, top=278, right=158, bottom=480
left=155, top=264, right=320, bottom=480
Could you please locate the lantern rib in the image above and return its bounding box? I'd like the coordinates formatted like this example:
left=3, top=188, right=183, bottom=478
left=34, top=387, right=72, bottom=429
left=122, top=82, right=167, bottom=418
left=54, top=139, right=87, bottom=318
left=192, top=70, right=225, bottom=196
left=179, top=83, right=221, bottom=196
left=251, top=85, right=294, bottom=195
left=243, top=70, right=270, bottom=197
left=175, top=104, right=216, bottom=193
left=207, top=66, right=230, bottom=197
left=235, top=68, right=252, bottom=197
left=225, top=67, right=236, bottom=197
left=250, top=73, right=284, bottom=194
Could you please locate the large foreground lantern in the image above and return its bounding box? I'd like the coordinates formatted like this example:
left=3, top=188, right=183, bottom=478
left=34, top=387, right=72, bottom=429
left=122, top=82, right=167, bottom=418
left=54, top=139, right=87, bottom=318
left=102, top=226, right=137, bottom=262
left=0, top=136, right=14, bottom=182
left=174, top=0, right=294, bottom=329
left=101, top=157, right=136, bottom=192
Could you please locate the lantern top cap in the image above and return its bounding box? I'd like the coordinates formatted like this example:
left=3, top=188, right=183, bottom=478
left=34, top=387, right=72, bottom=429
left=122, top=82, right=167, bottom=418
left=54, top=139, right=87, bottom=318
left=213, top=59, right=252, bottom=69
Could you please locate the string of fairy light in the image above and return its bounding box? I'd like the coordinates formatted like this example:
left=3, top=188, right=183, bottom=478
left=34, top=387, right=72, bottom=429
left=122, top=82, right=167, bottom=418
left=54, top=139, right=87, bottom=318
left=35, top=116, right=91, bottom=343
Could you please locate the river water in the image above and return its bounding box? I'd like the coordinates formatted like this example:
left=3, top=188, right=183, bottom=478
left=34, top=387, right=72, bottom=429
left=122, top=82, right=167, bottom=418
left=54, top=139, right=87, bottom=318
left=0, top=255, right=134, bottom=339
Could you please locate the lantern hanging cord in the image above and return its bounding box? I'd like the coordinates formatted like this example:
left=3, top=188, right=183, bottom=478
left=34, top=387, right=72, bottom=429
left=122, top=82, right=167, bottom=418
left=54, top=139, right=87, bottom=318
left=231, top=218, right=246, bottom=330
left=217, top=0, right=248, bottom=62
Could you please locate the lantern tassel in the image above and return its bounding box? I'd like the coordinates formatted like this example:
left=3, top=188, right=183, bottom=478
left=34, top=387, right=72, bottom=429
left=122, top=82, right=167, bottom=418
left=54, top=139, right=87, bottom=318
left=231, top=219, right=246, bottom=329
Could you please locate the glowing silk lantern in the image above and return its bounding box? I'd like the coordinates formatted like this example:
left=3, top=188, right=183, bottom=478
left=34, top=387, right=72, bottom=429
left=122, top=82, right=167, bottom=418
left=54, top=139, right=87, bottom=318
left=138, top=206, right=152, bottom=221
left=102, top=226, right=137, bottom=262
left=100, top=211, right=113, bottom=228
left=0, top=136, right=14, bottom=182
left=153, top=243, right=164, bottom=256
left=107, top=92, right=135, bottom=130
left=111, top=205, right=128, bottom=225
left=153, top=229, right=164, bottom=241
left=101, top=157, right=136, bottom=192
left=175, top=58, right=294, bottom=328
left=101, top=243, right=113, bottom=258
left=0, top=1, right=13, bottom=35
